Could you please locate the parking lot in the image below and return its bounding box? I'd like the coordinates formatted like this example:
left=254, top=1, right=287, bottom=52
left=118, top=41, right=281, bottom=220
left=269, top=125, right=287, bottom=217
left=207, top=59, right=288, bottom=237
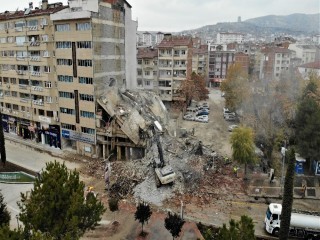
left=180, top=88, right=233, bottom=156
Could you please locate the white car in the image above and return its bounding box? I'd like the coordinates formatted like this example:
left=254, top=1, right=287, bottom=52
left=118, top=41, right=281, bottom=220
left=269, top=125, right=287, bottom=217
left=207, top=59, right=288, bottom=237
left=228, top=124, right=238, bottom=132
left=225, top=114, right=237, bottom=121
left=183, top=114, right=194, bottom=121
left=195, top=115, right=208, bottom=123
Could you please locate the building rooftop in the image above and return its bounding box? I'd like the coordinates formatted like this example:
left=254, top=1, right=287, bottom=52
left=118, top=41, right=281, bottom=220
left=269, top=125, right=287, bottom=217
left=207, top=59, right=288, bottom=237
left=299, top=61, right=320, bottom=70
left=137, top=47, right=158, bottom=59
left=0, top=3, right=66, bottom=20
left=158, top=36, right=192, bottom=48
left=261, top=47, right=291, bottom=54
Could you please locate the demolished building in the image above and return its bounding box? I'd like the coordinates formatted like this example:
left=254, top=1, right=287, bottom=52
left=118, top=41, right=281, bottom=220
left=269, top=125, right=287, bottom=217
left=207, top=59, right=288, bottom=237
left=96, top=87, right=170, bottom=160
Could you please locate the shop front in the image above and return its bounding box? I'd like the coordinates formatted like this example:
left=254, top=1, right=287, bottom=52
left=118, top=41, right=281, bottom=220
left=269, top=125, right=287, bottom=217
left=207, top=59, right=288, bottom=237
left=17, top=120, right=31, bottom=139
left=39, top=125, right=61, bottom=148
left=8, top=117, right=17, bottom=134
left=1, top=115, right=9, bottom=132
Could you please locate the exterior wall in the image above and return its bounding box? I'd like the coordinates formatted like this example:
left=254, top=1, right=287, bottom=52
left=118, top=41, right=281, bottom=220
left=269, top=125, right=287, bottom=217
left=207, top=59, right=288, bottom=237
left=124, top=5, right=137, bottom=90
left=217, top=32, right=244, bottom=44
left=0, top=11, right=60, bottom=147
left=288, top=44, right=317, bottom=64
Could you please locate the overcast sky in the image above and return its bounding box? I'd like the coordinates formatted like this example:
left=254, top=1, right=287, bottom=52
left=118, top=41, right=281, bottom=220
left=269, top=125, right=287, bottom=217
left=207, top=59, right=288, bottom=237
left=2, top=0, right=319, bottom=32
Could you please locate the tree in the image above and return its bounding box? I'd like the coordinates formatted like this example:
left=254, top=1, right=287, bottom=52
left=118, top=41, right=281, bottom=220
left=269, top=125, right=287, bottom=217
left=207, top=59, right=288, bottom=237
left=217, top=215, right=255, bottom=240
left=295, top=79, right=320, bottom=170
left=230, top=127, right=256, bottom=178
left=134, top=201, right=152, bottom=235
left=220, top=63, right=250, bottom=111
left=164, top=212, right=185, bottom=240
left=0, top=111, right=6, bottom=167
left=279, top=148, right=295, bottom=240
left=0, top=190, right=10, bottom=226
left=18, top=161, right=105, bottom=240
left=178, top=72, right=209, bottom=109
left=108, top=197, right=119, bottom=222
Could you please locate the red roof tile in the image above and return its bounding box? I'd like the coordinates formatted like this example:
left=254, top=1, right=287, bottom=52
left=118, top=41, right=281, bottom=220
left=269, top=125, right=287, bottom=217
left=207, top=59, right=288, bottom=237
left=299, top=61, right=320, bottom=69
left=158, top=36, right=192, bottom=48
left=0, top=5, right=67, bottom=20
left=137, top=47, right=158, bottom=59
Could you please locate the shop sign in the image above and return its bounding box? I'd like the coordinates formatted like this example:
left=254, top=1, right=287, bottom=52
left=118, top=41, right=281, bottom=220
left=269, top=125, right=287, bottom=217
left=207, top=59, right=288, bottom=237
left=39, top=116, right=51, bottom=124
left=62, top=130, right=95, bottom=144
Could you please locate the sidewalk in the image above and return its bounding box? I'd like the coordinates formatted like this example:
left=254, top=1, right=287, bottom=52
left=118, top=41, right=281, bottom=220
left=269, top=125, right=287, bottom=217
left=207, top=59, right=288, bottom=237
left=247, top=172, right=320, bottom=200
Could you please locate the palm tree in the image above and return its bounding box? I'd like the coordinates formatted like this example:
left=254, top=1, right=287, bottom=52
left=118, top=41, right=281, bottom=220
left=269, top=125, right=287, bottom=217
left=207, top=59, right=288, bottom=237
left=230, top=126, right=256, bottom=178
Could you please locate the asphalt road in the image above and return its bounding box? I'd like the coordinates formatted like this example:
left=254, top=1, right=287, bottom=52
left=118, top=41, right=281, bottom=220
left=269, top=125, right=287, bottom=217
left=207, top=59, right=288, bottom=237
left=1, top=139, right=80, bottom=228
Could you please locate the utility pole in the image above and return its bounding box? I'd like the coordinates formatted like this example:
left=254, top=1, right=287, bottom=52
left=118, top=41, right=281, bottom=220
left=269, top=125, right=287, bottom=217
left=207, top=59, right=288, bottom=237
left=280, top=141, right=287, bottom=196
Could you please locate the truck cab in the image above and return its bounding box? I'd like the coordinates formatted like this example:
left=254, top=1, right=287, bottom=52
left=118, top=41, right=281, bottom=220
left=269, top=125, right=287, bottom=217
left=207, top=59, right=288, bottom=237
left=265, top=203, right=282, bottom=236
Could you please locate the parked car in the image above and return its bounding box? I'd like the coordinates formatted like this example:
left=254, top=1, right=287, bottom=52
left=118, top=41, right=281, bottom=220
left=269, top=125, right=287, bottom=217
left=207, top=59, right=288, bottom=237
left=225, top=114, right=237, bottom=121
left=228, top=124, right=238, bottom=132
left=196, top=110, right=209, bottom=116
left=183, top=114, right=195, bottom=121
left=195, top=115, right=208, bottom=123
left=199, top=105, right=210, bottom=110
left=223, top=108, right=236, bottom=118
left=221, top=92, right=225, bottom=97
left=186, top=107, right=198, bottom=113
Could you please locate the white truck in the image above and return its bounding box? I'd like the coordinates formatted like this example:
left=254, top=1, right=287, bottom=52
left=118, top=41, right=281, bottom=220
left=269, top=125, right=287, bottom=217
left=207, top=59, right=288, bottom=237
left=264, top=203, right=320, bottom=239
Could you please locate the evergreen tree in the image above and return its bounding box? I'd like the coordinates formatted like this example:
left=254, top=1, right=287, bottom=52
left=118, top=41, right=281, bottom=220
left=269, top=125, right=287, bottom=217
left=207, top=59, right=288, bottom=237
left=134, top=201, right=152, bottom=235
left=0, top=111, right=6, bottom=167
left=230, top=127, right=256, bottom=178
left=0, top=190, right=10, bottom=226
left=279, top=148, right=295, bottom=240
left=18, top=161, right=105, bottom=240
left=217, top=216, right=255, bottom=240
left=164, top=212, right=185, bottom=240
left=295, top=80, right=320, bottom=169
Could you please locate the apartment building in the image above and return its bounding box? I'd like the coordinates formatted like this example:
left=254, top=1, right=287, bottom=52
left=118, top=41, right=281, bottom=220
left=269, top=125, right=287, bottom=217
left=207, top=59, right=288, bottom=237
left=155, top=32, right=164, bottom=45
left=0, top=0, right=139, bottom=159
left=208, top=44, right=235, bottom=87
left=142, top=31, right=152, bottom=47
left=297, top=61, right=320, bottom=79
left=192, top=45, right=208, bottom=83
left=259, top=47, right=292, bottom=81
left=216, top=32, right=244, bottom=44
left=157, top=34, right=193, bottom=103
left=0, top=1, right=65, bottom=147
left=288, top=44, right=320, bottom=64
left=137, top=47, right=158, bottom=90
left=234, top=52, right=249, bottom=75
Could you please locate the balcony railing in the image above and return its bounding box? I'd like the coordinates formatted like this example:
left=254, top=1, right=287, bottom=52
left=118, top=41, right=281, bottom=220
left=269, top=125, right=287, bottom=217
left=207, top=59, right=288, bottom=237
left=30, top=41, right=40, bottom=46
left=32, top=99, right=44, bottom=106
left=16, top=70, right=26, bottom=75
left=19, top=84, right=29, bottom=89
left=31, top=71, right=41, bottom=77
left=30, top=56, right=41, bottom=61
left=20, top=98, right=29, bottom=103
left=28, top=26, right=38, bottom=31
left=31, top=86, right=43, bottom=92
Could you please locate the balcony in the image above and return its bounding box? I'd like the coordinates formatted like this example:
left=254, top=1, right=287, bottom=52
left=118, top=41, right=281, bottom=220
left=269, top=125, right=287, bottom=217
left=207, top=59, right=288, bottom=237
left=16, top=70, right=26, bottom=75
left=32, top=99, right=44, bottom=106
left=30, top=56, right=41, bottom=61
left=31, top=71, right=41, bottom=77
left=20, top=98, right=29, bottom=103
left=31, top=86, right=43, bottom=92
left=19, top=84, right=29, bottom=90
left=28, top=26, right=38, bottom=31
left=30, top=41, right=40, bottom=47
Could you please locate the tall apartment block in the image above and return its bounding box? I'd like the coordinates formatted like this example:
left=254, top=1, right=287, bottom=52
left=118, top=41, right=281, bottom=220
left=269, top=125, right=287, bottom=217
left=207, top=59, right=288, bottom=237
left=137, top=47, right=158, bottom=90
left=192, top=44, right=208, bottom=83
left=0, top=0, right=136, bottom=158
left=259, top=47, right=292, bottom=81
left=157, top=34, right=193, bottom=103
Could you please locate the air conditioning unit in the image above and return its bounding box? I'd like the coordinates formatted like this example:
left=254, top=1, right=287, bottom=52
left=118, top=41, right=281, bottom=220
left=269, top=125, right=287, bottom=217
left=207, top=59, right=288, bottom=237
left=40, top=24, right=44, bottom=29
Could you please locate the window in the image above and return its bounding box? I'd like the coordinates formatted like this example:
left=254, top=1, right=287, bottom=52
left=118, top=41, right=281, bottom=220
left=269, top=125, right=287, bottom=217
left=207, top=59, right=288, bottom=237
left=16, top=36, right=25, bottom=45
left=44, top=66, right=51, bottom=73
left=79, top=94, right=94, bottom=102
left=0, top=37, right=6, bottom=43
left=1, top=51, right=7, bottom=57
left=57, top=59, right=72, bottom=66
left=44, top=81, right=52, bottom=88
left=144, top=60, right=149, bottom=65
left=77, top=41, right=92, bottom=48
left=137, top=70, right=142, bottom=76
left=80, top=110, right=94, bottom=118
left=76, top=22, right=91, bottom=31
left=81, top=127, right=95, bottom=135
left=42, top=35, right=48, bottom=42
left=78, top=59, right=92, bottom=67
left=11, top=91, right=17, bottom=97
left=137, top=59, right=142, bottom=65
left=61, top=123, right=76, bottom=131
left=59, top=91, right=74, bottom=99
left=145, top=71, right=150, bottom=76
left=145, top=80, right=150, bottom=86
left=55, top=24, right=70, bottom=32
left=8, top=51, right=14, bottom=57
left=10, top=78, right=16, bottom=84
left=27, top=19, right=38, bottom=27
left=56, top=41, right=72, bottom=48
left=79, top=77, right=93, bottom=84
left=58, top=75, right=73, bottom=82
left=16, top=51, right=28, bottom=59
left=45, top=96, right=53, bottom=103
left=43, top=51, right=50, bottom=57
left=60, top=107, right=75, bottom=115
left=7, top=37, right=15, bottom=43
